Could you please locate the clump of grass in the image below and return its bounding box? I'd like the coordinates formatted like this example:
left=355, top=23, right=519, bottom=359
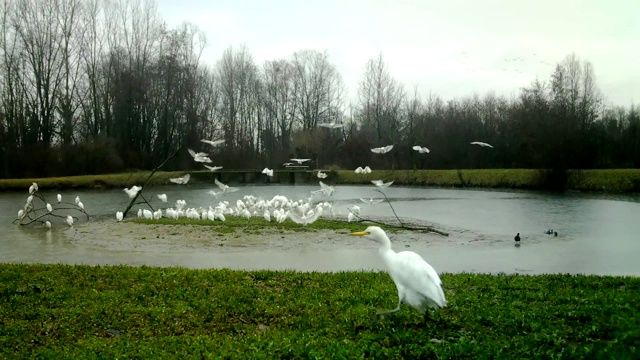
left=569, top=169, right=640, bottom=193
left=0, top=264, right=638, bottom=358
left=0, top=171, right=192, bottom=192
left=131, top=216, right=381, bottom=234
left=1, top=169, right=639, bottom=193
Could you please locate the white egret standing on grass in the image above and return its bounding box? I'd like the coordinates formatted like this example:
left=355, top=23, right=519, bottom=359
left=470, top=141, right=493, bottom=148
left=57, top=194, right=62, bottom=203
left=46, top=203, right=53, bottom=212
left=66, top=215, right=74, bottom=227
left=116, top=211, right=124, bottom=222
left=351, top=226, right=446, bottom=323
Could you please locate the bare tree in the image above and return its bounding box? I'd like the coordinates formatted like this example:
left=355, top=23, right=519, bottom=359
left=357, top=53, right=405, bottom=144
left=290, top=49, right=345, bottom=130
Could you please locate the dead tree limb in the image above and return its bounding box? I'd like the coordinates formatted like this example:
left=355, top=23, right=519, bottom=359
left=122, top=146, right=183, bottom=218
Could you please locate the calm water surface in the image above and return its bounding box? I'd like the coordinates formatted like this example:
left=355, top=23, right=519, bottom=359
left=1, top=184, right=639, bottom=275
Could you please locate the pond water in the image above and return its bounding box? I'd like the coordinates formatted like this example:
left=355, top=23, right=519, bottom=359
left=1, top=184, right=639, bottom=275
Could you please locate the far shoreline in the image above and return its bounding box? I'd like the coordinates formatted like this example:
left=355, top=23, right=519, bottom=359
left=1, top=168, right=639, bottom=194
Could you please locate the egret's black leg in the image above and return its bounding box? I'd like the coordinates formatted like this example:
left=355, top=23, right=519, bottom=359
left=423, top=310, right=431, bottom=325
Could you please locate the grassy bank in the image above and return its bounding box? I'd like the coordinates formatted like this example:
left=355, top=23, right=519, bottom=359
left=1, top=264, right=638, bottom=358
left=1, top=168, right=639, bottom=193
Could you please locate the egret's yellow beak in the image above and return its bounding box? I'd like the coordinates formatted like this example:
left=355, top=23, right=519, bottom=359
left=351, top=231, right=369, bottom=236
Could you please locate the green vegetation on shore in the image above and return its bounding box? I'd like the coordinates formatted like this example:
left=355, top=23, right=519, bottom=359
left=1, top=168, right=639, bottom=193
left=0, top=264, right=638, bottom=358
left=132, top=217, right=381, bottom=234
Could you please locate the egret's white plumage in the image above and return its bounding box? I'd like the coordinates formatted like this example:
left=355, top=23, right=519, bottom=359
left=371, top=145, right=394, bottom=154
left=45, top=220, right=51, bottom=229
left=470, top=141, right=493, bottom=148
left=371, top=179, right=394, bottom=188
left=157, top=194, right=168, bottom=202
left=116, top=211, right=124, bottom=221
left=214, top=178, right=238, bottom=195
left=317, top=171, right=328, bottom=179
left=57, top=194, right=62, bottom=203
left=412, top=145, right=430, bottom=154
left=188, top=148, right=213, bottom=163
left=204, top=165, right=223, bottom=171
left=66, top=215, right=74, bottom=227
left=200, top=139, right=225, bottom=147
left=124, top=186, right=142, bottom=198
left=46, top=203, right=53, bottom=212
left=170, top=174, right=190, bottom=185
left=318, top=122, right=344, bottom=129
left=290, top=158, right=311, bottom=164
left=351, top=226, right=446, bottom=320
left=262, top=167, right=274, bottom=177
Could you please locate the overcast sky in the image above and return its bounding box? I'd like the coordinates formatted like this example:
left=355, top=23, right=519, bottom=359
left=156, top=0, right=639, bottom=107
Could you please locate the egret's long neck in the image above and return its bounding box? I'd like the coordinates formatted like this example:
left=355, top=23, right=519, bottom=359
left=377, top=237, right=395, bottom=262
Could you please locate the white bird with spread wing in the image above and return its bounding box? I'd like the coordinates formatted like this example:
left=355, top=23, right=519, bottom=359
left=200, top=139, right=225, bottom=147
left=124, top=185, right=142, bottom=198
left=317, top=171, right=328, bottom=179
left=470, top=141, right=493, bottom=148
left=371, top=179, right=394, bottom=188
left=214, top=178, right=238, bottom=195
left=169, top=174, right=190, bottom=185
left=351, top=226, right=446, bottom=323
left=355, top=166, right=372, bottom=174
left=318, top=122, right=345, bottom=129
left=204, top=165, right=223, bottom=171
left=412, top=145, right=430, bottom=154
left=311, top=181, right=335, bottom=197
left=290, top=158, right=311, bottom=164
left=262, top=168, right=274, bottom=177
left=371, top=145, right=394, bottom=154
left=188, top=148, right=212, bottom=163
left=288, top=206, right=323, bottom=226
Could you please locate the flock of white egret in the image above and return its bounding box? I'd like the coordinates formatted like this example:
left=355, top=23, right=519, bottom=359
left=15, top=138, right=495, bottom=321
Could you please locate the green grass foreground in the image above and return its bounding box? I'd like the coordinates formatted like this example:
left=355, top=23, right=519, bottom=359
left=1, top=168, right=640, bottom=193
left=1, top=265, right=638, bottom=358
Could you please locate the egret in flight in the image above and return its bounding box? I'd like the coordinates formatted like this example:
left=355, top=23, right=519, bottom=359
left=470, top=141, right=493, bottom=148
left=351, top=226, right=446, bottom=323
left=371, top=145, right=394, bottom=154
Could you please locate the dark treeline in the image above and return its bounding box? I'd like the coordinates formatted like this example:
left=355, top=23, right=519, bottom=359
left=1, top=0, right=638, bottom=179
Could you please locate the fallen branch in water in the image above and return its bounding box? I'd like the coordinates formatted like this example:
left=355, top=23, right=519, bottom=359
left=348, top=189, right=449, bottom=236
left=122, top=146, right=183, bottom=219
